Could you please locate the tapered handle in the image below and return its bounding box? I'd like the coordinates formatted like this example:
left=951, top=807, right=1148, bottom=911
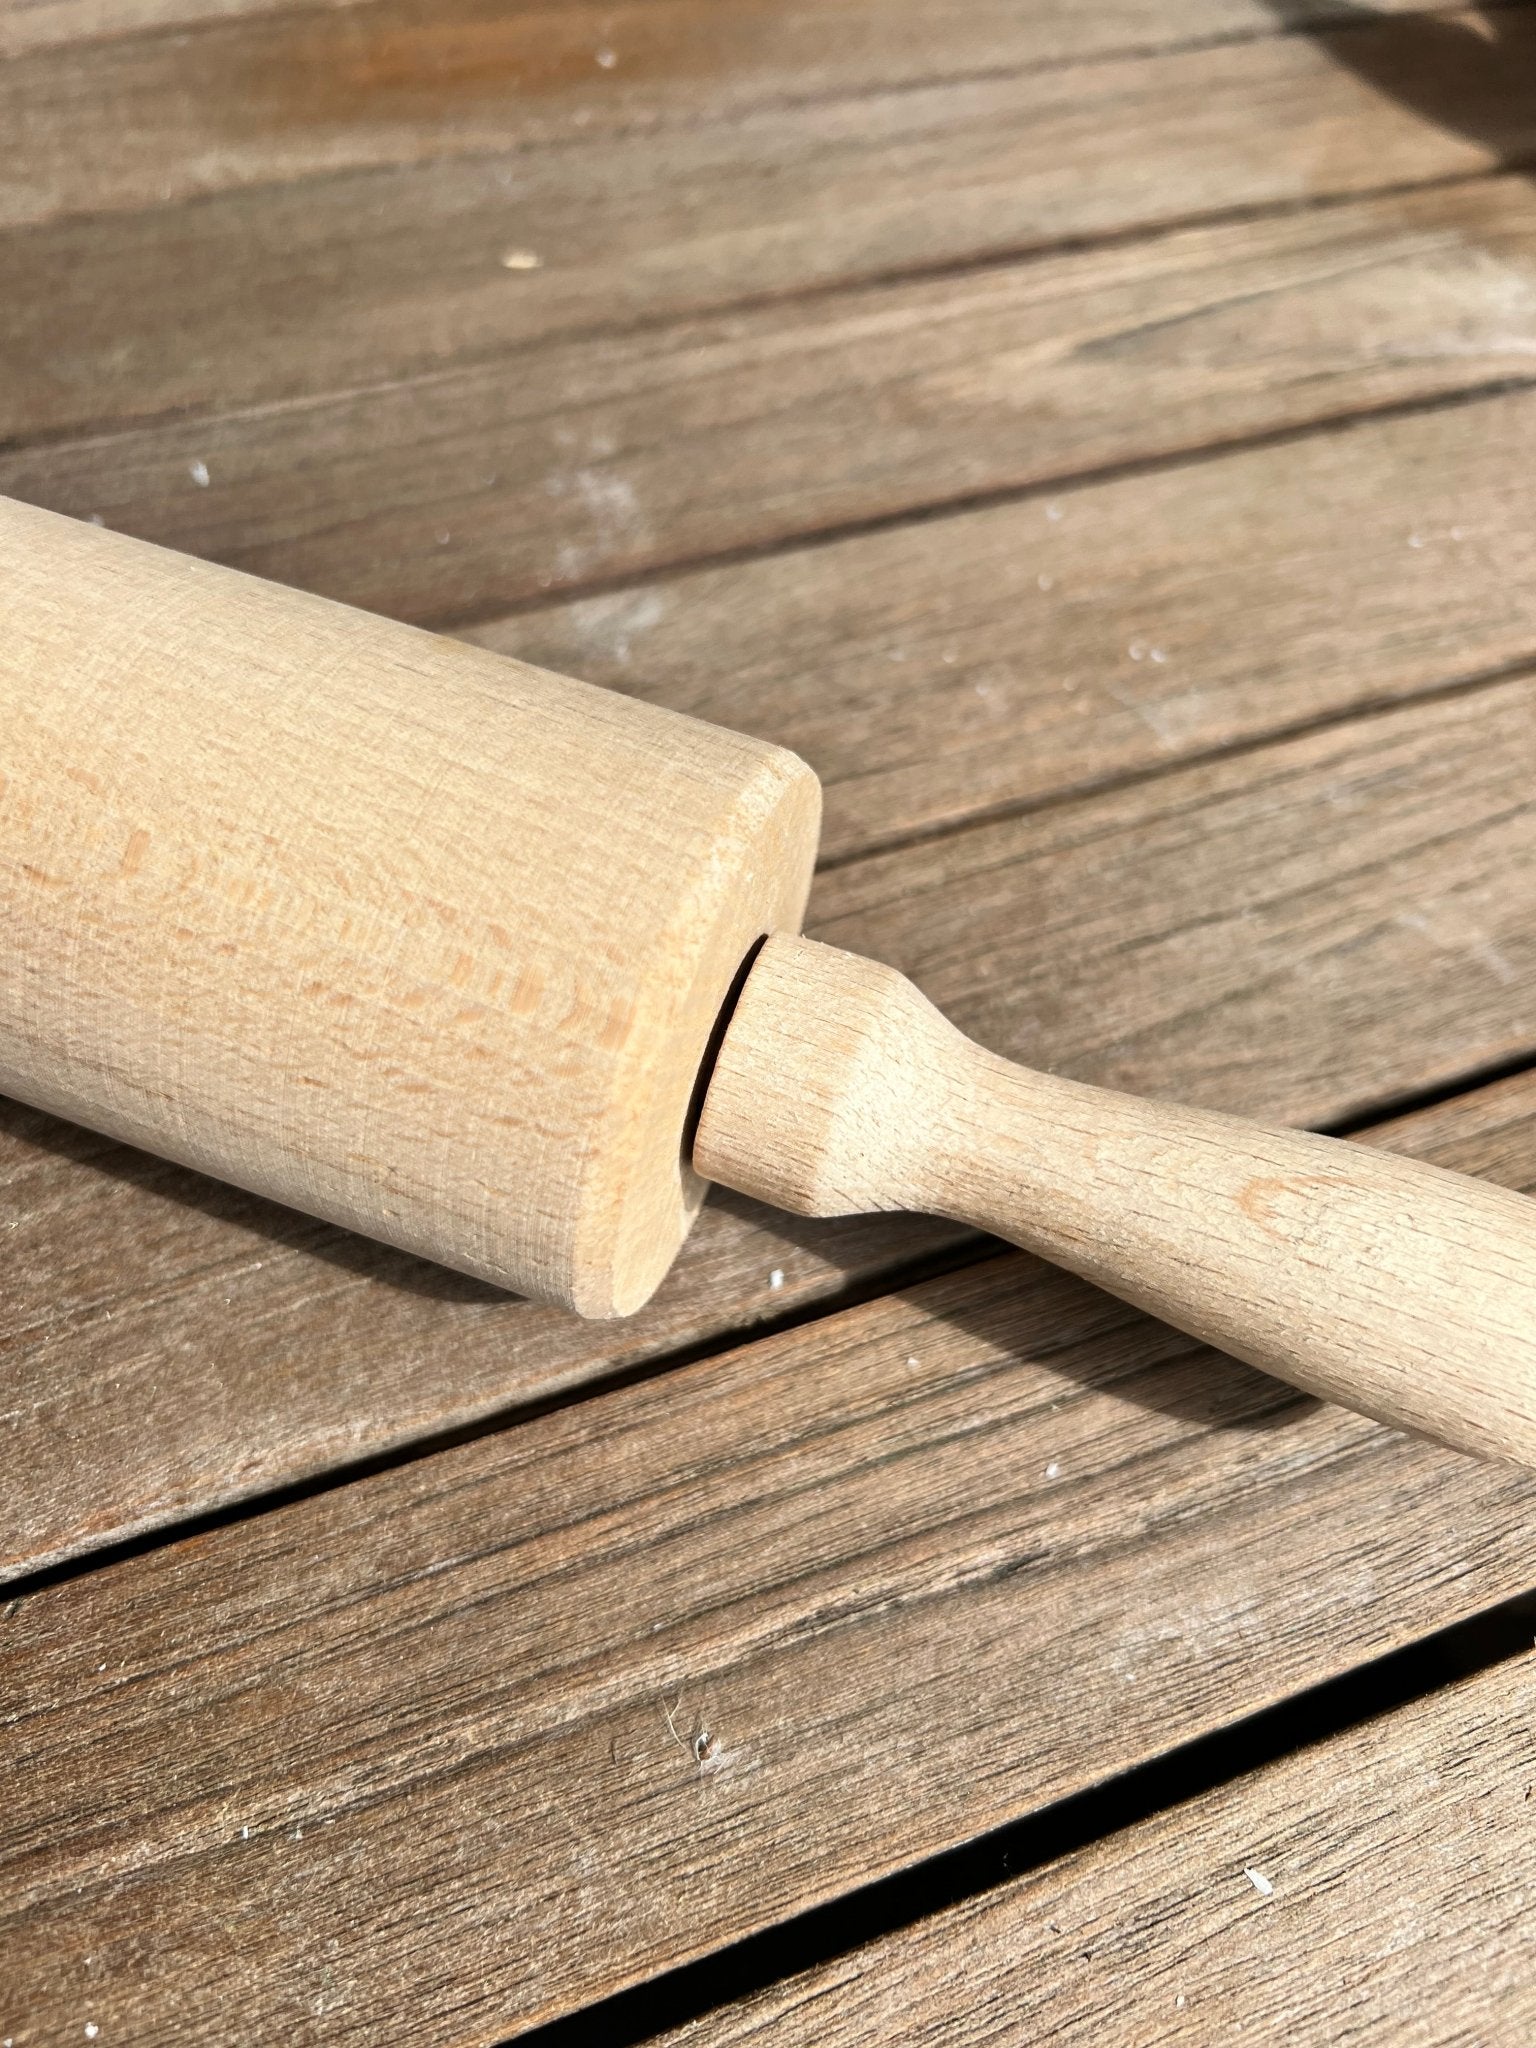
left=695, top=935, right=1536, bottom=1465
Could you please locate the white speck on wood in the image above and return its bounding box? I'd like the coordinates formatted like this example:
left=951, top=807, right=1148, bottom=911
left=500, top=249, right=542, bottom=271
left=188, top=460, right=210, bottom=488
left=768, top=1268, right=784, bottom=1289
left=1243, top=1865, right=1274, bottom=1896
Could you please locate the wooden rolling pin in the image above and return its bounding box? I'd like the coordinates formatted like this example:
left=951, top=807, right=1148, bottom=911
left=4, top=496, right=1535, bottom=1464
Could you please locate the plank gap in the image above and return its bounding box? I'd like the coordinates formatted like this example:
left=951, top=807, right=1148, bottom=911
left=812, top=654, right=1536, bottom=875
left=1325, top=1044, right=1536, bottom=1138
left=518, top=1586, right=1536, bottom=2048
left=0, top=1230, right=996, bottom=1606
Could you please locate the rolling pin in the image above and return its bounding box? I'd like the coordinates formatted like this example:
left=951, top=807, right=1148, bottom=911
left=4, top=494, right=1535, bottom=1465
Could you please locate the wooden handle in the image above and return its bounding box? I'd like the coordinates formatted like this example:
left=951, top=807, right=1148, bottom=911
left=695, top=934, right=1536, bottom=1465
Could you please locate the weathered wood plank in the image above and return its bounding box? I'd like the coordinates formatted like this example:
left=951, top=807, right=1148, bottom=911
left=0, top=1103, right=959, bottom=1578
left=666, top=1643, right=1536, bottom=2047
left=0, top=0, right=1475, bottom=63
left=5, top=679, right=1534, bottom=1574
left=812, top=676, right=1536, bottom=1129
left=9, top=14, right=1532, bottom=437
left=485, top=383, right=1536, bottom=862
left=8, top=175, right=1536, bottom=625
left=1368, top=1062, right=1536, bottom=1184
left=0, top=0, right=366, bottom=61
left=0, top=0, right=1494, bottom=210
left=4, top=1065, right=1536, bottom=2042
left=6, top=12, right=1532, bottom=2039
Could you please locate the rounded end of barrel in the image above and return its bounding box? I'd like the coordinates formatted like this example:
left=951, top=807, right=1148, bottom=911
left=563, top=740, right=822, bottom=1320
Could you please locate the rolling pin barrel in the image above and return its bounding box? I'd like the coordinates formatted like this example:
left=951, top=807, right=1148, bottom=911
left=0, top=498, right=820, bottom=1314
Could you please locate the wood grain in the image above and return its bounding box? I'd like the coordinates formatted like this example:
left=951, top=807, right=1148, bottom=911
left=485, top=382, right=1536, bottom=862
left=10, top=175, right=1536, bottom=627
left=5, top=677, right=1535, bottom=1572
left=813, top=676, right=1536, bottom=1130
left=8, top=14, right=1533, bottom=438
left=0, top=0, right=374, bottom=61
left=666, top=1648, right=1536, bottom=2047
left=0, top=0, right=1477, bottom=63
left=4, top=1065, right=1536, bottom=2041
left=6, top=4, right=1534, bottom=2037
left=0, top=0, right=1495, bottom=213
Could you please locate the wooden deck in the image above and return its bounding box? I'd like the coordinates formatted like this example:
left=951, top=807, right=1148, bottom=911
left=4, top=3, right=1536, bottom=2039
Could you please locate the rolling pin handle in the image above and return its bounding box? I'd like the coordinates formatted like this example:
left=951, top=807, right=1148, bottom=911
left=694, top=933, right=1536, bottom=1466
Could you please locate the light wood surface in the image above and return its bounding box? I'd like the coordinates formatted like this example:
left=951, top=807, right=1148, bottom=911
left=5, top=1068, right=1536, bottom=2042
left=665, top=1647, right=1536, bottom=2048
left=0, top=496, right=819, bottom=1312
left=698, top=935, right=1536, bottom=1464
left=6, top=3, right=1536, bottom=2038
